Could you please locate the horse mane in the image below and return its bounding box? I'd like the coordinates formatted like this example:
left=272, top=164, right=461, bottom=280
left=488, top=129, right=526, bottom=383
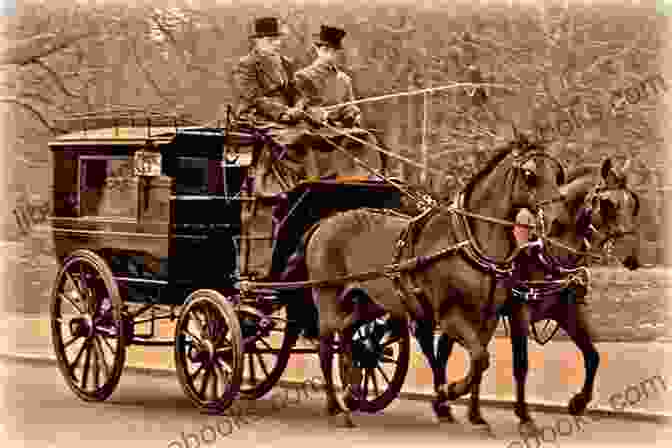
left=462, top=142, right=516, bottom=203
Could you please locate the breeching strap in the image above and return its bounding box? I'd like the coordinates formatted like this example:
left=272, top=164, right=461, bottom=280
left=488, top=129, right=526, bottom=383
left=236, top=240, right=471, bottom=292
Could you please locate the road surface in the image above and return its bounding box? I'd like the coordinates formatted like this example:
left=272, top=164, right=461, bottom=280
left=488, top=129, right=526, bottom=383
left=1, top=357, right=670, bottom=448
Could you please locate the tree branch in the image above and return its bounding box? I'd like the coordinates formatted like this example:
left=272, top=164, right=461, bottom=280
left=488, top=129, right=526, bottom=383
left=1, top=31, right=96, bottom=66
left=30, top=58, right=81, bottom=98
left=0, top=96, right=65, bottom=134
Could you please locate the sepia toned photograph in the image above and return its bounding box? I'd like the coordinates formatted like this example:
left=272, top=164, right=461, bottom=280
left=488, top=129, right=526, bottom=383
left=0, top=0, right=670, bottom=446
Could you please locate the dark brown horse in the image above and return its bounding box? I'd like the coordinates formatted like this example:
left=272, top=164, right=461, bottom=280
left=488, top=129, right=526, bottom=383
left=303, top=135, right=566, bottom=426
left=432, top=158, right=641, bottom=432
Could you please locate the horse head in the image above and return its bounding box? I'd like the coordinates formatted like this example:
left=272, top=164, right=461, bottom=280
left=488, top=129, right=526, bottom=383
left=550, top=158, right=641, bottom=269
left=462, top=129, right=566, bottom=261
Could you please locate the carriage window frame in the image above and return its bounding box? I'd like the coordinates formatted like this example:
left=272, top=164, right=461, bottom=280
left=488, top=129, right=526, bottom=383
left=77, top=154, right=139, bottom=220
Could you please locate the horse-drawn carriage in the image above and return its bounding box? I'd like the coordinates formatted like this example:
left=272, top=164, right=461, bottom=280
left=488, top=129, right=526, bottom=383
left=48, top=113, right=412, bottom=412
left=47, top=106, right=641, bottom=430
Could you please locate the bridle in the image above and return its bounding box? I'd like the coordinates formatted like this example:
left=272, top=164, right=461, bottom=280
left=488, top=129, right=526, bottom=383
left=539, top=179, right=640, bottom=264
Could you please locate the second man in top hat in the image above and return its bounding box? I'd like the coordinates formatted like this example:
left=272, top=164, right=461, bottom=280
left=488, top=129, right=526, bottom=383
left=294, top=25, right=362, bottom=127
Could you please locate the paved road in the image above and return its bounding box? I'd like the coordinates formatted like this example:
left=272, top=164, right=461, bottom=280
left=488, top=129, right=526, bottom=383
left=1, top=358, right=670, bottom=448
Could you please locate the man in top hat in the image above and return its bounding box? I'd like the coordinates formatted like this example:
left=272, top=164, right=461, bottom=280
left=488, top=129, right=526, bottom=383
left=293, top=25, right=382, bottom=178
left=232, top=17, right=304, bottom=124
left=294, top=25, right=361, bottom=127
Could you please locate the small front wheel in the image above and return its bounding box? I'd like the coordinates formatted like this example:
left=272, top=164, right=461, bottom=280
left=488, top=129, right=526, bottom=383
left=174, top=290, right=244, bottom=412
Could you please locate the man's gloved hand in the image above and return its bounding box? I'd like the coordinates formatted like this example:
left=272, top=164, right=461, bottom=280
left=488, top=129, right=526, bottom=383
left=279, top=107, right=304, bottom=123
left=305, top=106, right=328, bottom=124
left=340, top=105, right=362, bottom=128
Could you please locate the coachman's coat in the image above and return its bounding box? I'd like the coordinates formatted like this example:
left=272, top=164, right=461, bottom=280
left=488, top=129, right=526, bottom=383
left=232, top=48, right=299, bottom=122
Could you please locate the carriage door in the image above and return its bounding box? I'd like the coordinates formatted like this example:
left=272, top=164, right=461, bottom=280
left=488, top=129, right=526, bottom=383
left=162, top=132, right=243, bottom=299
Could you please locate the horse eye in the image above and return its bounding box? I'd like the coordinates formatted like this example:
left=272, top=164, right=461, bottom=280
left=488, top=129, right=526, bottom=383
left=522, top=169, right=537, bottom=186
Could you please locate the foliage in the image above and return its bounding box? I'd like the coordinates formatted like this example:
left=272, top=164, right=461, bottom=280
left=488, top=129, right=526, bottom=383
left=1, top=0, right=668, bottom=246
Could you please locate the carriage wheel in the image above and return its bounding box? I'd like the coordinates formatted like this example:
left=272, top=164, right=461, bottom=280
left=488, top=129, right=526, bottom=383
left=174, top=290, right=243, bottom=412
left=332, top=314, right=410, bottom=413
left=50, top=249, right=127, bottom=402
left=238, top=306, right=300, bottom=399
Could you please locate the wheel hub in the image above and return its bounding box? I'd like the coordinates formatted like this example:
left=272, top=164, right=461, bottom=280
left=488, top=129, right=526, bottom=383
left=69, top=315, right=93, bottom=338
left=353, top=319, right=389, bottom=369
left=188, top=338, right=215, bottom=364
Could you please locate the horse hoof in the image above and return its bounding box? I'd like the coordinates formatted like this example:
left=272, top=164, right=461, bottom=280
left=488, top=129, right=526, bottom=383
left=568, top=393, right=590, bottom=416
left=469, top=414, right=489, bottom=427
left=331, top=412, right=356, bottom=428
left=473, top=423, right=495, bottom=437
left=432, top=401, right=456, bottom=423
left=444, top=383, right=459, bottom=401
left=518, top=420, right=540, bottom=437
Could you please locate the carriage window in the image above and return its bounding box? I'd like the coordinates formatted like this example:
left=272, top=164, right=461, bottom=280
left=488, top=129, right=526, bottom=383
left=79, top=155, right=138, bottom=218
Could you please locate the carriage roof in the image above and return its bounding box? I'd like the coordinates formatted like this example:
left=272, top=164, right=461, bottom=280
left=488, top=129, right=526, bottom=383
left=47, top=126, right=253, bottom=166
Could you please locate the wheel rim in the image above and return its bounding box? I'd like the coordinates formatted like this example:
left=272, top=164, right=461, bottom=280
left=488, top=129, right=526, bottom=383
left=175, top=295, right=241, bottom=409
left=238, top=306, right=298, bottom=398
left=337, top=314, right=410, bottom=413
left=51, top=256, right=125, bottom=400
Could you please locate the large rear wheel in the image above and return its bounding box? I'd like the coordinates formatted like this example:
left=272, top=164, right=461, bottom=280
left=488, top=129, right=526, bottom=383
left=329, top=313, right=410, bottom=413
left=50, top=249, right=127, bottom=402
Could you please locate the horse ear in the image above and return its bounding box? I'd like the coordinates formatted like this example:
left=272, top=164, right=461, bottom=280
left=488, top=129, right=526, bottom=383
left=601, top=158, right=613, bottom=180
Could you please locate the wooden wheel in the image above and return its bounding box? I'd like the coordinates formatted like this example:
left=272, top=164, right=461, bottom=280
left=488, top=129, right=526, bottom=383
left=238, top=305, right=300, bottom=399
left=50, top=249, right=127, bottom=402
left=174, top=290, right=243, bottom=412
left=331, top=313, right=410, bottom=413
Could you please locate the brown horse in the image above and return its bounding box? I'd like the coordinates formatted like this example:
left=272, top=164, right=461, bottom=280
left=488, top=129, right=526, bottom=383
left=433, top=158, right=642, bottom=432
left=303, top=135, right=566, bottom=426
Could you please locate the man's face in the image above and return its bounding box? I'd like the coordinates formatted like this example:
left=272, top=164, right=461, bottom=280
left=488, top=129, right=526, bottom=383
left=256, top=36, right=283, bottom=54
left=315, top=44, right=338, bottom=63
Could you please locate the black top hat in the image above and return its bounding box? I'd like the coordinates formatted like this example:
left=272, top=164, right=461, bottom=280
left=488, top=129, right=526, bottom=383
left=313, top=25, right=346, bottom=49
left=251, top=17, right=284, bottom=38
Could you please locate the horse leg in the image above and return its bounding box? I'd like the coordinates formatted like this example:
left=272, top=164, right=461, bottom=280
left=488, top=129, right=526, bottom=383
left=437, top=308, right=490, bottom=401
left=508, top=302, right=539, bottom=434
left=414, top=320, right=456, bottom=422
left=556, top=303, right=600, bottom=415
left=466, top=315, right=499, bottom=429
left=316, top=287, right=356, bottom=427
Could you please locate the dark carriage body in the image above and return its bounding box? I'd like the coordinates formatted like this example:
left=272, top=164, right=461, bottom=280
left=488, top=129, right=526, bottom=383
left=49, top=126, right=250, bottom=305
left=49, top=125, right=402, bottom=306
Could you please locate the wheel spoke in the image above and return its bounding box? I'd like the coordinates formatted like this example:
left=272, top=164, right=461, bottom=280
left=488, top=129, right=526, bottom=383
left=248, top=352, right=257, bottom=385
left=255, top=353, right=270, bottom=377
left=188, top=363, right=205, bottom=388
left=376, top=365, right=391, bottom=385
left=58, top=292, right=84, bottom=315
left=259, top=338, right=274, bottom=351
left=382, top=336, right=401, bottom=347
left=99, top=333, right=117, bottom=356
left=184, top=329, right=205, bottom=348
left=199, top=366, right=212, bottom=399
left=81, top=338, right=93, bottom=390
left=362, top=368, right=370, bottom=398
left=370, top=368, right=380, bottom=397
left=65, top=271, right=83, bottom=298
left=67, top=337, right=88, bottom=377
left=63, top=334, right=83, bottom=350
left=215, top=361, right=231, bottom=391
left=92, top=339, right=101, bottom=390
left=211, top=364, right=219, bottom=399
left=382, top=356, right=398, bottom=364
left=92, top=336, right=111, bottom=380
